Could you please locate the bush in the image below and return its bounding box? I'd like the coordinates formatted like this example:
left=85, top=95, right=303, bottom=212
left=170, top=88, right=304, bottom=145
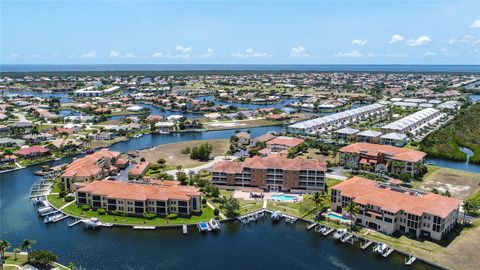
left=202, top=198, right=207, bottom=205
left=166, top=213, right=178, bottom=220
left=64, top=195, right=75, bottom=202
left=181, top=147, right=191, bottom=154
left=143, top=212, right=156, bottom=220
left=97, top=208, right=106, bottom=215
left=81, top=204, right=91, bottom=211
left=140, top=157, right=146, bottom=162
left=410, top=141, right=419, bottom=146
left=157, top=158, right=166, bottom=164
left=213, top=209, right=220, bottom=216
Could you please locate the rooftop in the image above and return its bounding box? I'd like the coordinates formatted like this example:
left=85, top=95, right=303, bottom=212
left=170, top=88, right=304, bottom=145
left=339, top=142, right=426, bottom=163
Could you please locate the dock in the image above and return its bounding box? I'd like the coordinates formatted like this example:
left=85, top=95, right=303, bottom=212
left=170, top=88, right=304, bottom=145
left=341, top=234, right=353, bottom=243
left=382, top=247, right=394, bottom=258
left=133, top=226, right=155, bottom=230
left=405, top=254, right=416, bottom=265
left=323, top=228, right=335, bottom=236
left=68, top=219, right=82, bottom=227
left=307, top=222, right=319, bottom=230
left=361, top=240, right=373, bottom=250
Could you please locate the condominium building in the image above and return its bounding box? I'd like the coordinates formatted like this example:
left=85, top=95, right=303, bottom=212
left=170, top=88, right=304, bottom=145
left=381, top=108, right=443, bottom=135
left=74, top=86, right=120, bottom=97
left=75, top=180, right=202, bottom=217
left=211, top=156, right=326, bottom=192
left=266, top=136, right=304, bottom=152
left=288, top=103, right=387, bottom=135
left=330, top=177, right=461, bottom=241
left=61, top=148, right=121, bottom=190
left=339, top=143, right=426, bottom=177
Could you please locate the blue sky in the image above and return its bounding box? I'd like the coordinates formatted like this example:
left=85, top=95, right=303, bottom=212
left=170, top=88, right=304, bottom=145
left=1, top=0, right=480, bottom=64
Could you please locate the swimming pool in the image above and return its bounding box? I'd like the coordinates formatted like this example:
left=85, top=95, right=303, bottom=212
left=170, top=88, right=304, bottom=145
left=271, top=195, right=297, bottom=202
left=327, top=213, right=350, bottom=222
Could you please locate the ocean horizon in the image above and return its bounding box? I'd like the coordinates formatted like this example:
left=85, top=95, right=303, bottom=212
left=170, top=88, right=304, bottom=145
left=1, top=64, right=480, bottom=73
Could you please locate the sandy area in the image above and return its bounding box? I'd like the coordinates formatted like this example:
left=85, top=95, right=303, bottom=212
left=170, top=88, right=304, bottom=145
left=416, top=166, right=480, bottom=199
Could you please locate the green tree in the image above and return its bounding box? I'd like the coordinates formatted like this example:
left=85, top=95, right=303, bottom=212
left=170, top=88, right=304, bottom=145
left=28, top=249, right=57, bottom=269
left=222, top=196, right=240, bottom=218
left=345, top=200, right=360, bottom=230
left=0, top=240, right=10, bottom=259
left=20, top=239, right=36, bottom=253
left=176, top=171, right=188, bottom=185
left=12, top=248, right=21, bottom=261
left=68, top=262, right=77, bottom=270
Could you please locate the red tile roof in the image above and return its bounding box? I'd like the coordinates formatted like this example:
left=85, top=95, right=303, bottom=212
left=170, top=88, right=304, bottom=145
left=15, top=146, right=49, bottom=156
left=78, top=180, right=200, bottom=201
left=339, top=142, right=426, bottom=163
left=333, top=177, right=461, bottom=218
left=212, top=156, right=326, bottom=173
left=61, top=149, right=120, bottom=178
left=129, top=161, right=150, bottom=176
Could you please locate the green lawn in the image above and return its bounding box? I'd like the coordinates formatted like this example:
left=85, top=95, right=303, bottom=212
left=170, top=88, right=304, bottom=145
left=3, top=252, right=28, bottom=266
left=47, top=194, right=70, bottom=209
left=62, top=203, right=215, bottom=226
left=238, top=200, right=264, bottom=214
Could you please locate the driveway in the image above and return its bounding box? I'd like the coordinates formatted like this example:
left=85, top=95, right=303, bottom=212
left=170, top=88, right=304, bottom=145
left=166, top=155, right=237, bottom=178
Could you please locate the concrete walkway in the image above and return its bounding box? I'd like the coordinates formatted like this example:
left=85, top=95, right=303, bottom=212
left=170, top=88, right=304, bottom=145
left=206, top=201, right=226, bottom=219
left=4, top=264, right=21, bottom=269
left=60, top=200, right=76, bottom=210
left=166, top=155, right=238, bottom=179
left=325, top=173, right=347, bottom=180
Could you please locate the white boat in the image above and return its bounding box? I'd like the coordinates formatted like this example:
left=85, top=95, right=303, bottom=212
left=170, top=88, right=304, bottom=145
left=374, top=243, right=388, bottom=255
left=271, top=211, right=282, bottom=221
left=38, top=206, right=53, bottom=215
left=208, top=219, right=221, bottom=230
left=134, top=133, right=143, bottom=138
left=319, top=227, right=327, bottom=234
left=182, top=224, right=188, bottom=234
left=44, top=213, right=65, bottom=223
left=197, top=222, right=209, bottom=232
left=333, top=229, right=347, bottom=239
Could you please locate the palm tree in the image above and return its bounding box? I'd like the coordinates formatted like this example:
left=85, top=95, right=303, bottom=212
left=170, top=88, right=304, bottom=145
left=12, top=248, right=21, bottom=261
left=20, top=239, right=36, bottom=253
left=345, top=200, right=360, bottom=230
left=0, top=240, right=10, bottom=259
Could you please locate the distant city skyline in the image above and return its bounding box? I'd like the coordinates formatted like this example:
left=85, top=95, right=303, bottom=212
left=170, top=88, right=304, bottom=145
left=2, top=0, right=480, bottom=65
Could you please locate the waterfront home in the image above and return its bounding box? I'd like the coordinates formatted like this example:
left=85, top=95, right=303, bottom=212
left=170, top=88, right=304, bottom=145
left=356, top=130, right=382, bottom=144
left=14, top=146, right=50, bottom=158
left=75, top=180, right=202, bottom=217
left=236, top=132, right=251, bottom=145
left=204, top=112, right=222, bottom=120
left=266, top=136, right=304, bottom=152
left=330, top=177, right=461, bottom=241
left=336, top=127, right=359, bottom=143
left=49, top=138, right=83, bottom=150
left=154, top=122, right=175, bottom=133
left=61, top=149, right=121, bottom=190
left=90, top=132, right=114, bottom=141
left=129, top=161, right=150, bottom=179
left=381, top=108, right=442, bottom=135
left=288, top=103, right=387, bottom=135
left=380, top=132, right=408, bottom=147
left=211, top=156, right=326, bottom=192
left=339, top=143, right=426, bottom=177
left=251, top=133, right=276, bottom=146
left=74, top=86, right=120, bottom=97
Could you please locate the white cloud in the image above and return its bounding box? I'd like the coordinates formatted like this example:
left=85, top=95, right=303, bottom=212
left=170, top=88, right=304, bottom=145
left=334, top=50, right=363, bottom=58
left=124, top=53, right=135, bottom=58
left=10, top=53, right=20, bottom=58
left=352, top=39, right=368, bottom=46
left=233, top=48, right=272, bottom=59
left=384, top=53, right=408, bottom=58
left=80, top=51, right=97, bottom=58
left=388, top=34, right=404, bottom=44
left=423, top=51, right=436, bottom=56
left=441, top=48, right=448, bottom=52
left=108, top=50, right=120, bottom=58
left=449, top=35, right=480, bottom=45
left=175, top=45, right=192, bottom=54
left=198, top=48, right=214, bottom=59
left=407, top=36, right=432, bottom=46
left=289, top=46, right=310, bottom=58
left=469, top=19, right=480, bottom=29
left=151, top=52, right=165, bottom=58
left=449, top=38, right=456, bottom=45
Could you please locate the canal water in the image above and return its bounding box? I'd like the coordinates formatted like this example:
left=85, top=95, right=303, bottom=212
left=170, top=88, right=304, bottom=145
left=0, top=126, right=439, bottom=269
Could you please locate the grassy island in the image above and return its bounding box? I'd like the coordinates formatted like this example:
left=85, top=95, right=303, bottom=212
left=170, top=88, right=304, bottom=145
left=420, top=103, right=480, bottom=164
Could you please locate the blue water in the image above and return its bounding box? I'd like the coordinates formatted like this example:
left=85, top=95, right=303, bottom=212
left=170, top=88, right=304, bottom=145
left=201, top=96, right=300, bottom=110
left=327, top=213, right=350, bottom=222
left=1, top=64, right=479, bottom=73
left=0, top=90, right=72, bottom=103
left=271, top=195, right=297, bottom=202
